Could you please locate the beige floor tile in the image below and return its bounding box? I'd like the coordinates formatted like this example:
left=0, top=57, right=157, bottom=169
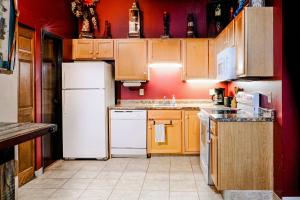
left=139, top=190, right=169, bottom=200
left=142, top=180, right=169, bottom=191
left=108, top=190, right=140, bottom=200
left=125, top=163, right=148, bottom=172
left=195, top=181, right=214, bottom=192
left=79, top=189, right=112, bottom=200
left=74, top=169, right=101, bottom=179
left=80, top=163, right=107, bottom=171
left=145, top=172, right=170, bottom=181
left=62, top=178, right=93, bottom=189
left=170, top=191, right=200, bottom=200
left=190, top=156, right=200, bottom=165
left=22, top=178, right=68, bottom=189
left=115, top=179, right=144, bottom=191
left=42, top=169, right=78, bottom=179
left=147, top=164, right=170, bottom=172
left=97, top=171, right=123, bottom=180
left=48, top=160, right=83, bottom=171
left=18, top=188, right=56, bottom=199
left=170, top=172, right=195, bottom=181
left=120, top=171, right=146, bottom=181
left=170, top=180, right=197, bottom=192
left=102, top=163, right=128, bottom=172
left=49, top=188, right=84, bottom=200
left=87, top=179, right=118, bottom=190
left=198, top=191, right=221, bottom=200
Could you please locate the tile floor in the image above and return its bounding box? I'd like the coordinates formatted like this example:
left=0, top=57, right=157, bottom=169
left=19, top=156, right=223, bottom=200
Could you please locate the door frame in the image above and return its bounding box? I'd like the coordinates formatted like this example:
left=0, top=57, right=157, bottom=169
left=40, top=30, right=63, bottom=168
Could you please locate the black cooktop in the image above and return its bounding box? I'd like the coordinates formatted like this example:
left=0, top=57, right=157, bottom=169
left=202, top=108, right=239, bottom=115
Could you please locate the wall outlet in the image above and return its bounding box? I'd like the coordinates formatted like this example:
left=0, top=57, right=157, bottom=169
left=139, top=88, right=144, bottom=96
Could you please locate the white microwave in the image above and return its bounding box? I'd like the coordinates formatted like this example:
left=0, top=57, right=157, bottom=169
left=217, top=47, right=237, bottom=81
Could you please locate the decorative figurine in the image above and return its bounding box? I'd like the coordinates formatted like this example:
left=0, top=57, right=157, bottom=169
left=71, top=0, right=99, bottom=38
left=186, top=13, right=196, bottom=38
left=214, top=3, right=222, bottom=33
left=250, top=0, right=265, bottom=7
left=161, top=11, right=170, bottom=38
left=128, top=0, right=141, bottom=38
left=102, top=20, right=112, bottom=38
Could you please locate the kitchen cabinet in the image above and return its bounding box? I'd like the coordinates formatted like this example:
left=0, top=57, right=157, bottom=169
left=208, top=39, right=217, bottom=79
left=115, top=39, right=148, bottom=81
left=182, top=39, right=209, bottom=80
left=147, top=110, right=182, bottom=154
left=215, top=20, right=235, bottom=55
left=235, top=7, right=273, bottom=77
left=148, top=39, right=182, bottom=64
left=210, top=120, right=273, bottom=190
left=72, top=39, right=114, bottom=60
left=184, top=111, right=200, bottom=153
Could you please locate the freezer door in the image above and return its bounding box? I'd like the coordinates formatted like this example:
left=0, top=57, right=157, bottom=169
left=62, top=62, right=105, bottom=89
left=62, top=89, right=107, bottom=159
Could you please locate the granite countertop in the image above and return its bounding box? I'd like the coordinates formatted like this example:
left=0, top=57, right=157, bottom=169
left=209, top=109, right=275, bottom=122
left=109, top=99, right=218, bottom=110
left=0, top=123, right=57, bottom=150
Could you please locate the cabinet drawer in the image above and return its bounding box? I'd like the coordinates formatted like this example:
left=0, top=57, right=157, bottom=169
left=210, top=120, right=217, bottom=135
left=148, top=110, right=182, bottom=120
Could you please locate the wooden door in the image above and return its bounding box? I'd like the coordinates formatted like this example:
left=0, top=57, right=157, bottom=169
left=235, top=10, right=245, bottom=76
left=184, top=111, right=200, bottom=153
left=18, top=25, right=35, bottom=186
left=115, top=39, right=148, bottom=80
left=210, top=133, right=218, bottom=187
left=148, top=120, right=182, bottom=154
left=73, top=39, right=94, bottom=59
left=148, top=39, right=182, bottom=63
left=208, top=39, right=217, bottom=79
left=94, top=39, right=114, bottom=59
left=183, top=39, right=209, bottom=80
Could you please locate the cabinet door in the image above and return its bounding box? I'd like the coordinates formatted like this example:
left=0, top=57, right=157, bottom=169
left=183, top=39, right=209, bottom=80
left=227, top=20, right=235, bottom=47
left=208, top=39, right=217, bottom=79
left=184, top=111, right=200, bottom=153
left=235, top=10, right=245, bottom=76
left=148, top=120, right=182, bottom=154
left=73, top=39, right=94, bottom=59
left=210, top=133, right=218, bottom=187
left=94, top=39, right=114, bottom=59
left=115, top=39, right=148, bottom=80
left=148, top=39, right=182, bottom=63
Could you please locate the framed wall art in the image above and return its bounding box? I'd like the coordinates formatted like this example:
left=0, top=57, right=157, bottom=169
left=0, top=0, right=17, bottom=72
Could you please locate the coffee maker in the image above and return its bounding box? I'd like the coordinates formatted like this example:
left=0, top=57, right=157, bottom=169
left=211, top=88, right=225, bottom=105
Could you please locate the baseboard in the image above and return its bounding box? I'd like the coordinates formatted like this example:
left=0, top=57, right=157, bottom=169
left=273, top=193, right=281, bottom=200
left=282, top=198, right=300, bottom=200
left=223, top=190, right=273, bottom=200
left=34, top=167, right=43, bottom=178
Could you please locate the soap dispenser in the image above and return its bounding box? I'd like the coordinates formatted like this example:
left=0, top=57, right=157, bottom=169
left=172, top=95, right=177, bottom=106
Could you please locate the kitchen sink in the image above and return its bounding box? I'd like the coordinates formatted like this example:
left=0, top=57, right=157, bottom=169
left=152, top=103, right=177, bottom=107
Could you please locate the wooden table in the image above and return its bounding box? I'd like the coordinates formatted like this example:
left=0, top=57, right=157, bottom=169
left=0, top=123, right=57, bottom=199
left=0, top=122, right=57, bottom=151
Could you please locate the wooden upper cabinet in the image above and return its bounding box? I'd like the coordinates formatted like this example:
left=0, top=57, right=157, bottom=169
left=148, top=39, right=182, bottom=64
left=115, top=39, right=148, bottom=81
left=94, top=40, right=114, bottom=59
left=235, top=7, right=274, bottom=77
left=72, top=39, right=114, bottom=60
left=182, top=39, right=209, bottom=80
left=184, top=111, right=200, bottom=153
left=226, top=20, right=235, bottom=47
left=208, top=39, right=217, bottom=79
left=73, top=39, right=94, bottom=59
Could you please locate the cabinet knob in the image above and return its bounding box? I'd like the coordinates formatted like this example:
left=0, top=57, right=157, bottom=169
left=89, top=51, right=93, bottom=54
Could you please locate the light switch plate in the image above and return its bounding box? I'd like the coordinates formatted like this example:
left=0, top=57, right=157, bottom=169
left=139, top=89, right=144, bottom=96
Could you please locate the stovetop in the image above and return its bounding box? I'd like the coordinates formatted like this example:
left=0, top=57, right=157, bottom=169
left=201, top=108, right=240, bottom=115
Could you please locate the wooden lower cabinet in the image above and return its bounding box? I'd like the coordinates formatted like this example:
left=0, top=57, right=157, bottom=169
left=210, top=120, right=273, bottom=190
left=147, top=110, right=182, bottom=154
left=184, top=111, right=200, bottom=153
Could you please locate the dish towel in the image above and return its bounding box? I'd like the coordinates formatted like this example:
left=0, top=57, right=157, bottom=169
left=154, top=124, right=165, bottom=143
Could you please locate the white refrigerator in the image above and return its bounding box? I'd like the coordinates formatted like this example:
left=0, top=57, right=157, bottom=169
left=62, top=61, right=114, bottom=159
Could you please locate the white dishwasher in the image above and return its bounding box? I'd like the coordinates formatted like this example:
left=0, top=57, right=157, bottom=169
left=110, top=110, right=147, bottom=157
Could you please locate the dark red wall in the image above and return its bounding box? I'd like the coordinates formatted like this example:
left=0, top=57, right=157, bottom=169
left=18, top=0, right=76, bottom=169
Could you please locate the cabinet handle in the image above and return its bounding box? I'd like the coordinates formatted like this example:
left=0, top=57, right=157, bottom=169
left=153, top=120, right=173, bottom=126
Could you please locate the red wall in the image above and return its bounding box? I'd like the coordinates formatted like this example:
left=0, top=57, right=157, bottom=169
left=18, top=0, right=75, bottom=169
left=120, top=68, right=227, bottom=99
